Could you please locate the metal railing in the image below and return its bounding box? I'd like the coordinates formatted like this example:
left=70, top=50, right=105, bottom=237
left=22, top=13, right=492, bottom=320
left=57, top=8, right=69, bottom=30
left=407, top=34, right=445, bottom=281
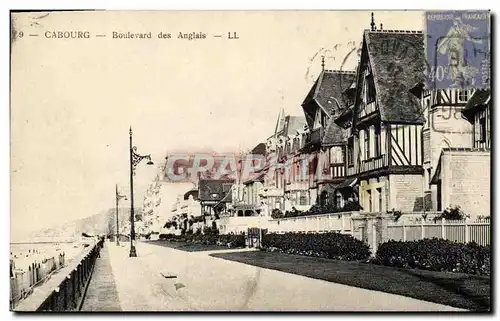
left=13, top=241, right=101, bottom=312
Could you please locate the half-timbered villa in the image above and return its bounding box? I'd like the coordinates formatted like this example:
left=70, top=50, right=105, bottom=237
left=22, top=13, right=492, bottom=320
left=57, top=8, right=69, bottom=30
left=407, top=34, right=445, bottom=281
left=335, top=28, right=427, bottom=213
left=300, top=62, right=356, bottom=207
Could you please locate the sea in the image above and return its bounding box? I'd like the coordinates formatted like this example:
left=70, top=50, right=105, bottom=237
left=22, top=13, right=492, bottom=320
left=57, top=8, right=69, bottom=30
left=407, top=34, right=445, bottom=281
left=10, top=237, right=95, bottom=272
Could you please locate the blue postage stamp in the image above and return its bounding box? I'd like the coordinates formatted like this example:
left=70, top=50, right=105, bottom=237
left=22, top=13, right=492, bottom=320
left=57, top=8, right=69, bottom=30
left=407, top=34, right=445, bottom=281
left=426, top=10, right=490, bottom=89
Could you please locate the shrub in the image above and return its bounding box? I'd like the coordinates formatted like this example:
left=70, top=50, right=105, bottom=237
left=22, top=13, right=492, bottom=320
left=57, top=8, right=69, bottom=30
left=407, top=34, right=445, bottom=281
left=203, top=225, right=219, bottom=236
left=262, top=232, right=371, bottom=261
left=271, top=209, right=284, bottom=219
left=372, top=238, right=490, bottom=276
left=156, top=233, right=245, bottom=248
left=217, top=234, right=245, bottom=248
left=434, top=205, right=469, bottom=221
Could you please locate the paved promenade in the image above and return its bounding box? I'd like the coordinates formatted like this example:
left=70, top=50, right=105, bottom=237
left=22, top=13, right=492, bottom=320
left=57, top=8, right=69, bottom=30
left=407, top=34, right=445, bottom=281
left=82, top=240, right=465, bottom=311
left=80, top=245, right=121, bottom=311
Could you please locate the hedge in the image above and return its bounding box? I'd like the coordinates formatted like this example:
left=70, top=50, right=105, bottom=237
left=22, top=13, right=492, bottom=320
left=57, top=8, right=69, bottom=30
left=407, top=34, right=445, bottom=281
left=262, top=232, right=371, bottom=261
left=157, top=233, right=245, bottom=248
left=372, top=238, right=491, bottom=276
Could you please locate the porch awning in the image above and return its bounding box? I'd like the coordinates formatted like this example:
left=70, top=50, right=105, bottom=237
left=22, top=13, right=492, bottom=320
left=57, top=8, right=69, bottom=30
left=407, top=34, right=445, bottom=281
left=336, top=177, right=358, bottom=189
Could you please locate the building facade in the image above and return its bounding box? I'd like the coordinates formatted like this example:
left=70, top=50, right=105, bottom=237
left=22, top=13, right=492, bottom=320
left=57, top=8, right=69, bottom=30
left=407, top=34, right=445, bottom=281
left=300, top=67, right=357, bottom=209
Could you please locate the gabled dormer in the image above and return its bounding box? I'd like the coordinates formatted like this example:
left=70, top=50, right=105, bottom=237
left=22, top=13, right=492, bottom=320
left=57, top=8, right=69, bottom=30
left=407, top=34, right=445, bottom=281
left=352, top=30, right=425, bottom=129
left=301, top=64, right=356, bottom=150
left=346, top=29, right=427, bottom=176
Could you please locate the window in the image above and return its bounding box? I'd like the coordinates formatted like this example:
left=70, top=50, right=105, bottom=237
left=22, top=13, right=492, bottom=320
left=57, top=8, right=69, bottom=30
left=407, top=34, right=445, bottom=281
left=367, top=190, right=372, bottom=212
left=479, top=116, right=487, bottom=142
left=320, top=191, right=328, bottom=206
left=374, top=125, right=381, bottom=157
left=377, top=188, right=383, bottom=212
left=347, top=143, right=354, bottom=166
left=335, top=192, right=343, bottom=208
left=366, top=74, right=376, bottom=104
left=364, top=129, right=370, bottom=160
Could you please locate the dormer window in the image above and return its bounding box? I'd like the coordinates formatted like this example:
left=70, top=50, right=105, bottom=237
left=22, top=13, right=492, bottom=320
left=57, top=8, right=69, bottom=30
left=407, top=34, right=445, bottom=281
left=365, top=74, right=376, bottom=104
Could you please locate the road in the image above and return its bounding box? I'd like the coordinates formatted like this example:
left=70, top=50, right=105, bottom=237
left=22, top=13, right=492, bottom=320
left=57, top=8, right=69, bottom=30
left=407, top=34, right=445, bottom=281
left=105, top=241, right=464, bottom=311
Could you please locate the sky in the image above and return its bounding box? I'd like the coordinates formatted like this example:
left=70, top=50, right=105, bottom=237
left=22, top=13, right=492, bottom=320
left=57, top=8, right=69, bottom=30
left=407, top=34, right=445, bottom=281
left=10, top=10, right=424, bottom=240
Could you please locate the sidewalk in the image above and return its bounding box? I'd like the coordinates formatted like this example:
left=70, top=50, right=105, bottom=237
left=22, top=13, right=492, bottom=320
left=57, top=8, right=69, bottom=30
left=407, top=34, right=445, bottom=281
left=80, top=244, right=121, bottom=311
left=102, top=241, right=464, bottom=311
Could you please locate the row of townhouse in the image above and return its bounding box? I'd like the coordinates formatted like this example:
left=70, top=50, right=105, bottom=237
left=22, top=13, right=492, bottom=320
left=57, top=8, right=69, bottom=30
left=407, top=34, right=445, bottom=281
left=236, top=26, right=490, bottom=222
left=148, top=21, right=491, bottom=236
left=305, top=28, right=490, bottom=219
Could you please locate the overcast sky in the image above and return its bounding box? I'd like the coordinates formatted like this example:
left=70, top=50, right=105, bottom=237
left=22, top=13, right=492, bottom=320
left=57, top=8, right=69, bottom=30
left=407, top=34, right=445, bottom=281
left=10, top=10, right=424, bottom=240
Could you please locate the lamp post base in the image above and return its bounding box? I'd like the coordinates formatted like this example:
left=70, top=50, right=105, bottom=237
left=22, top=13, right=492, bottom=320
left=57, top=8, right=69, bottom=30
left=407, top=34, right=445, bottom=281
left=116, top=239, right=120, bottom=246
left=129, top=245, right=137, bottom=257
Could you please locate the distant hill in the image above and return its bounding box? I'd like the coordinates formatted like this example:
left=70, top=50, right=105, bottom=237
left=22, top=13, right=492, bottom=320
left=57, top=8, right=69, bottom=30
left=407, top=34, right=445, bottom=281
left=22, top=208, right=142, bottom=241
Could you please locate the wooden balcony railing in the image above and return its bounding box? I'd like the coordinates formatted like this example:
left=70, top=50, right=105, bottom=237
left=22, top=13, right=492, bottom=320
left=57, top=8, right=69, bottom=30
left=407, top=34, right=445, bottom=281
left=330, top=163, right=345, bottom=178
left=346, top=154, right=388, bottom=176
left=359, top=154, right=388, bottom=173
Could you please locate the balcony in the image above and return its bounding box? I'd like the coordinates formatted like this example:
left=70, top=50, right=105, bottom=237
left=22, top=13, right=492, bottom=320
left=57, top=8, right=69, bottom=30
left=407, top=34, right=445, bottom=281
left=346, top=154, right=389, bottom=176
left=330, top=163, right=345, bottom=179
left=359, top=154, right=389, bottom=173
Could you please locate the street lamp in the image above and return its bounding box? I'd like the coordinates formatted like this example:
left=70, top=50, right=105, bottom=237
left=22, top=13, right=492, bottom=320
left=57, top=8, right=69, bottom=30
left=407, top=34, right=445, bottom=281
left=129, top=126, right=154, bottom=257
left=115, top=184, right=127, bottom=246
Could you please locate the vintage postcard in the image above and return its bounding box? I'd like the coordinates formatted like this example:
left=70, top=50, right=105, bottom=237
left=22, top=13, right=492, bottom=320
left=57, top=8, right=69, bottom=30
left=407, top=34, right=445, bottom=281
left=10, top=9, right=491, bottom=312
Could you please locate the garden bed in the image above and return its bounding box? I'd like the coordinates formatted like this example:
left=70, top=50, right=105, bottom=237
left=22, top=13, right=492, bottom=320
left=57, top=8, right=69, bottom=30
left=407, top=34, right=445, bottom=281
left=372, top=238, right=491, bottom=276
left=262, top=232, right=371, bottom=261
left=148, top=233, right=246, bottom=251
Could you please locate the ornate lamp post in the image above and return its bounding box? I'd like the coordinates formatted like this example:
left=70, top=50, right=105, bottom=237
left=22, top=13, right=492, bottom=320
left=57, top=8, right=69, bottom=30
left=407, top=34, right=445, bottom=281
left=115, top=184, right=127, bottom=246
left=129, top=126, right=154, bottom=257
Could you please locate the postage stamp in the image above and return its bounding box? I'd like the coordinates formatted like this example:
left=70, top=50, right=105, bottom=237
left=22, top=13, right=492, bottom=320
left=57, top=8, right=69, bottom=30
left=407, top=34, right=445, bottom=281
left=425, top=10, right=491, bottom=89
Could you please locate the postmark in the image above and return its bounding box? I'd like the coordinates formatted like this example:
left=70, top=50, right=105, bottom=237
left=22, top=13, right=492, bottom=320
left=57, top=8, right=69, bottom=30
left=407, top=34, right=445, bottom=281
left=425, top=10, right=491, bottom=89
left=338, top=28, right=482, bottom=135
left=339, top=32, right=429, bottom=125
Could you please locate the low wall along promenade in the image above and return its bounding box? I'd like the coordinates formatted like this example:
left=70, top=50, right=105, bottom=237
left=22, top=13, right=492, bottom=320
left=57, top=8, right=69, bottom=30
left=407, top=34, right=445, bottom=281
left=12, top=240, right=101, bottom=312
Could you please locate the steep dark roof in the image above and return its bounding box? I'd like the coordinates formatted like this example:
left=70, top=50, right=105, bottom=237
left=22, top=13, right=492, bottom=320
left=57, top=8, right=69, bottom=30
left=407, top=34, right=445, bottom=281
left=198, top=179, right=234, bottom=202
left=183, top=189, right=199, bottom=200
left=302, top=70, right=357, bottom=117
left=243, top=171, right=266, bottom=185
left=276, top=115, right=307, bottom=137
left=363, top=30, right=426, bottom=124
left=322, top=117, right=347, bottom=146
left=250, top=143, right=266, bottom=155
left=463, top=89, right=490, bottom=121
